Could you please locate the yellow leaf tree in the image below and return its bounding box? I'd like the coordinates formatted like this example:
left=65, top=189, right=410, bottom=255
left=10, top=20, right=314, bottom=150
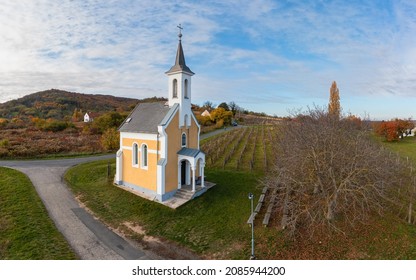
left=328, top=81, right=341, bottom=118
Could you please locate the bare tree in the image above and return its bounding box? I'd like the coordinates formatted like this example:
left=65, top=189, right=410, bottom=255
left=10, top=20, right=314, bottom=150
left=264, top=107, right=414, bottom=237
left=202, top=101, right=215, bottom=111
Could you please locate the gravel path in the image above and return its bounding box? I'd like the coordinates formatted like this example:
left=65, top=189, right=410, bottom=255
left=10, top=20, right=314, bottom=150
left=0, top=155, right=157, bottom=260
left=200, top=125, right=242, bottom=140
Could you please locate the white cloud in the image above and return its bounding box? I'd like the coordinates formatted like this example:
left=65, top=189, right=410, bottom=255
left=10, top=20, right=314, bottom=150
left=0, top=0, right=415, bottom=119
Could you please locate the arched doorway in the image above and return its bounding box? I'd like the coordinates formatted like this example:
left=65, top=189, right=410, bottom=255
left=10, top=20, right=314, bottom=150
left=179, top=159, right=191, bottom=186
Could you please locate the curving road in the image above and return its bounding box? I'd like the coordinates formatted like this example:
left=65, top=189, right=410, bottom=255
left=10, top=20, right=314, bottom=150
left=0, top=155, right=158, bottom=260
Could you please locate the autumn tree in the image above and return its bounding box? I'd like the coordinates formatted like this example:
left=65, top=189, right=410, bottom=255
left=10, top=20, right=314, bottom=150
left=91, top=111, right=126, bottom=134
left=263, top=107, right=413, bottom=238
left=202, top=101, right=215, bottom=111
left=375, top=119, right=414, bottom=142
left=101, top=127, right=120, bottom=151
left=217, top=102, right=230, bottom=111
left=210, top=107, right=233, bottom=126
left=72, top=108, right=83, bottom=122
left=228, top=101, right=238, bottom=116
left=328, top=81, right=341, bottom=118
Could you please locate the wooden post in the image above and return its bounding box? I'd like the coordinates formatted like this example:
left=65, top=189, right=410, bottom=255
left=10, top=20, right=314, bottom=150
left=107, top=161, right=111, bottom=178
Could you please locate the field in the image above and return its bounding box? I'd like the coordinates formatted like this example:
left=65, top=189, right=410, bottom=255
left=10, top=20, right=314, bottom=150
left=0, top=167, right=76, bottom=259
left=379, top=136, right=416, bottom=164
left=0, top=126, right=104, bottom=159
left=64, top=127, right=416, bottom=259
left=201, top=125, right=278, bottom=173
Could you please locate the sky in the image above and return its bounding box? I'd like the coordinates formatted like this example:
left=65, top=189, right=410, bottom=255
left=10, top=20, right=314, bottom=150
left=0, top=0, right=415, bottom=120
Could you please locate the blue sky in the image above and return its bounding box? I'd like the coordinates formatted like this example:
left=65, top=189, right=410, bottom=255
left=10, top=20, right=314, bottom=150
left=0, top=0, right=415, bottom=120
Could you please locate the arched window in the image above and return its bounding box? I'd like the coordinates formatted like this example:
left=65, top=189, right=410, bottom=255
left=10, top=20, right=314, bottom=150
left=132, top=143, right=138, bottom=166
left=181, top=132, right=187, bottom=147
left=141, top=144, right=148, bottom=168
left=184, top=79, right=188, bottom=99
left=173, top=79, right=178, bottom=98
left=184, top=114, right=189, bottom=127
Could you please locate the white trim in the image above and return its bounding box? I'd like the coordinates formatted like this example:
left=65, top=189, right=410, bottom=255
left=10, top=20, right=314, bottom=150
left=181, top=132, right=187, bottom=147
left=157, top=128, right=167, bottom=196
left=115, top=149, right=123, bottom=183
left=141, top=144, right=149, bottom=170
left=122, top=146, right=157, bottom=154
left=190, top=112, right=201, bottom=149
left=132, top=142, right=139, bottom=168
left=120, top=132, right=158, bottom=141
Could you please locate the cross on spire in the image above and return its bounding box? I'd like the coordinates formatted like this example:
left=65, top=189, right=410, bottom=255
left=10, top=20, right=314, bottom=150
left=177, top=24, right=183, bottom=40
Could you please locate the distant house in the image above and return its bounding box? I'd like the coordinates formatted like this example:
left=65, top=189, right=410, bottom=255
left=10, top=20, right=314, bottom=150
left=201, top=110, right=211, bottom=117
left=84, top=112, right=99, bottom=123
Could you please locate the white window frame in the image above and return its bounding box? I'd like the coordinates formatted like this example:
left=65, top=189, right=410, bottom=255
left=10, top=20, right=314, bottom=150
left=181, top=132, right=187, bottom=147
left=173, top=79, right=178, bottom=98
left=132, top=143, right=139, bottom=167
left=141, top=144, right=148, bottom=169
left=184, top=79, right=188, bottom=99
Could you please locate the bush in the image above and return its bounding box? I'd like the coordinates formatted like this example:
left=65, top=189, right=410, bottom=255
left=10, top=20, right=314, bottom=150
left=196, top=115, right=212, bottom=126
left=101, top=127, right=120, bottom=151
left=0, top=139, right=9, bottom=147
left=92, top=112, right=125, bottom=134
left=0, top=118, right=8, bottom=129
left=32, top=118, right=73, bottom=132
left=215, top=119, right=224, bottom=129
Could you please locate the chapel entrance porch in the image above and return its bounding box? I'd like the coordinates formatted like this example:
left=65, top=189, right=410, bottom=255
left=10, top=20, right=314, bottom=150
left=177, top=148, right=205, bottom=192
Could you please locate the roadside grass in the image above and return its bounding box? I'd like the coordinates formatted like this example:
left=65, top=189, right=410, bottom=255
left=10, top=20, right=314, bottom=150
left=378, top=136, right=416, bottom=164
left=0, top=167, right=76, bottom=259
left=65, top=160, right=261, bottom=259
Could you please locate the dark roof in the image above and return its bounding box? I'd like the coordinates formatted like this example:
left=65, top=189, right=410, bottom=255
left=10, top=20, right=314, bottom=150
left=119, top=102, right=174, bottom=134
left=177, top=147, right=202, bottom=158
left=166, top=40, right=194, bottom=75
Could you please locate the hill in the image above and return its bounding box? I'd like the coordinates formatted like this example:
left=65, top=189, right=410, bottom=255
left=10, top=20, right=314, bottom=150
left=0, top=89, right=166, bottom=120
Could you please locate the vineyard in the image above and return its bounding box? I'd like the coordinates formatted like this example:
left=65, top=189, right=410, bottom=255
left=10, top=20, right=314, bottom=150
left=200, top=125, right=280, bottom=173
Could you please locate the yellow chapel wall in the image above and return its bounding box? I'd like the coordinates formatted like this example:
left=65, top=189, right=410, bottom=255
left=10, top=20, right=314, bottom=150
left=121, top=136, right=158, bottom=192
left=164, top=111, right=180, bottom=193
left=188, top=115, right=199, bottom=149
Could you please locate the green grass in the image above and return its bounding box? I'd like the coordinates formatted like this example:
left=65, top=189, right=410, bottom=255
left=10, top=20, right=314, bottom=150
left=0, top=167, right=76, bottom=259
left=65, top=160, right=261, bottom=259
left=378, top=136, right=416, bottom=164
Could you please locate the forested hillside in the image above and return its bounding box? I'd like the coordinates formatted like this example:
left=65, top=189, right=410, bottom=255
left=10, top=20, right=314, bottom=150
left=0, top=89, right=166, bottom=120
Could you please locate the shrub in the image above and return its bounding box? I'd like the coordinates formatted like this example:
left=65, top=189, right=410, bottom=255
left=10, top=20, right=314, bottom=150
left=0, top=139, right=9, bottom=147
left=101, top=127, right=120, bottom=151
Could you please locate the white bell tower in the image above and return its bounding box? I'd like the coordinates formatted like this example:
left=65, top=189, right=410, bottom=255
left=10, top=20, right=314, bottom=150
left=166, top=24, right=194, bottom=128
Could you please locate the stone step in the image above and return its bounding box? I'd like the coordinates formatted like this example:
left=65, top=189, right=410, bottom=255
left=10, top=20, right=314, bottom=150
left=175, top=194, right=193, bottom=200
left=174, top=190, right=194, bottom=199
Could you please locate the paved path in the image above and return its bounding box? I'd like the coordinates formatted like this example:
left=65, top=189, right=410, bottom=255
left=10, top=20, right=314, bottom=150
left=200, top=125, right=242, bottom=140
left=0, top=155, right=157, bottom=260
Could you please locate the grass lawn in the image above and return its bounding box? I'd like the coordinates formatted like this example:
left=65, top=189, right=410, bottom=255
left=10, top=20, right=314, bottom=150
left=65, top=160, right=262, bottom=259
left=378, top=136, right=416, bottom=164
left=0, top=167, right=76, bottom=259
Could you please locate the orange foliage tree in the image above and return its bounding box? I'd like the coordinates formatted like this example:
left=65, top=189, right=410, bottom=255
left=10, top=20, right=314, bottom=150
left=375, top=119, right=414, bottom=142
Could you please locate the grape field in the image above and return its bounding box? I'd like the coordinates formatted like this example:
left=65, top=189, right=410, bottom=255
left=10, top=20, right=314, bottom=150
left=200, top=125, right=279, bottom=173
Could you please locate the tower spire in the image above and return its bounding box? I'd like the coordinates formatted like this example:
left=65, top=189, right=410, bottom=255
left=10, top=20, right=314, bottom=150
left=166, top=24, right=194, bottom=75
